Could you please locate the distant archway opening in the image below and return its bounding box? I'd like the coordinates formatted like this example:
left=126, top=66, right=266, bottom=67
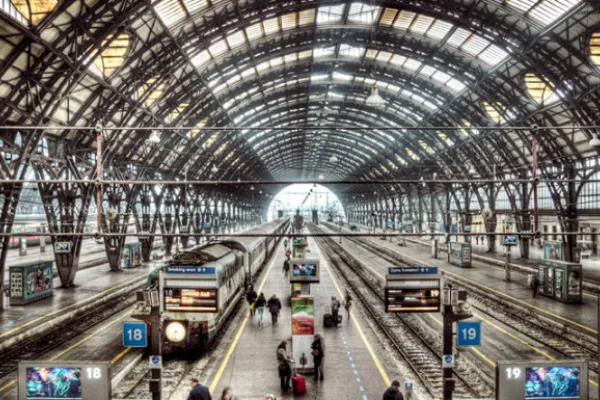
left=267, top=184, right=345, bottom=222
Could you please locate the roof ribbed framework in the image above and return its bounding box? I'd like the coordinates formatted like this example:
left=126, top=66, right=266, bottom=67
left=0, top=0, right=599, bottom=199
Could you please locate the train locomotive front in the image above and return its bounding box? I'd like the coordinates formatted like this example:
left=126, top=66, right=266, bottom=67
left=156, top=217, right=289, bottom=354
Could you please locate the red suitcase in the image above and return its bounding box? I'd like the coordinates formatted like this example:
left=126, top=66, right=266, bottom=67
left=292, top=375, right=306, bottom=395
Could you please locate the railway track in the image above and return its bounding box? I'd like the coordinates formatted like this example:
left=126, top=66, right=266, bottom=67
left=333, top=226, right=600, bottom=380
left=0, top=284, right=142, bottom=379
left=310, top=224, right=493, bottom=399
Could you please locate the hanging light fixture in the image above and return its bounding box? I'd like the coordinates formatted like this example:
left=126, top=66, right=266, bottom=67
left=366, top=87, right=385, bottom=106
left=210, top=164, right=218, bottom=173
left=469, top=164, right=476, bottom=174
left=147, top=131, right=161, bottom=143
left=318, top=174, right=324, bottom=180
left=329, top=154, right=338, bottom=164
left=590, top=134, right=600, bottom=147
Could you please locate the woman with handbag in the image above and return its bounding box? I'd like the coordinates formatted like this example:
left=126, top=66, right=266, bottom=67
left=276, top=341, right=293, bottom=392
left=311, top=334, right=324, bottom=380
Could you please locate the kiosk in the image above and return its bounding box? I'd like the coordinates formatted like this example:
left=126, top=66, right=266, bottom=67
left=9, top=261, right=53, bottom=305
left=122, top=242, right=143, bottom=268
left=448, top=242, right=472, bottom=268
left=538, top=259, right=582, bottom=303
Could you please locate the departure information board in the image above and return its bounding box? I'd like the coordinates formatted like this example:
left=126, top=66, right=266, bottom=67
left=164, top=288, right=218, bottom=312
left=385, top=279, right=441, bottom=312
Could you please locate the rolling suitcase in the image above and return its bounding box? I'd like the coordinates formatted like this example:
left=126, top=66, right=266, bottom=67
left=323, top=306, right=335, bottom=327
left=291, top=362, right=306, bottom=395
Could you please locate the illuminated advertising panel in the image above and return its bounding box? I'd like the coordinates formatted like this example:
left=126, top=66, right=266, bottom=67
left=496, top=360, right=587, bottom=400
left=289, top=259, right=320, bottom=283
left=18, top=361, right=110, bottom=400
left=164, top=288, right=218, bottom=312
left=386, top=267, right=441, bottom=312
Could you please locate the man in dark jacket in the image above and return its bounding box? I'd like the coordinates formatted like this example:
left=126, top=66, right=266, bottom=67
left=188, top=378, right=212, bottom=400
left=267, top=294, right=282, bottom=324
left=382, top=380, right=404, bottom=400
left=246, top=285, right=258, bottom=316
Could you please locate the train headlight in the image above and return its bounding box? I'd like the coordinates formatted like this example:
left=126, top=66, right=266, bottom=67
left=165, top=321, right=186, bottom=342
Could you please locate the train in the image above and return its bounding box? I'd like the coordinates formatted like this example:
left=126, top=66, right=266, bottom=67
left=148, top=217, right=290, bottom=354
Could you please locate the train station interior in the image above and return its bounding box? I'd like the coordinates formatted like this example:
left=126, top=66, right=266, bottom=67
left=1, top=0, right=600, bottom=399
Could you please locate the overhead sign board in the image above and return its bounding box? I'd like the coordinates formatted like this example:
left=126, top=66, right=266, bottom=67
left=165, top=266, right=216, bottom=274
left=496, top=360, right=588, bottom=400
left=122, top=321, right=147, bottom=348
left=388, top=267, right=438, bottom=275
left=385, top=279, right=441, bottom=312
left=504, top=235, right=518, bottom=246
left=18, top=361, right=111, bottom=400
left=456, top=321, right=482, bottom=347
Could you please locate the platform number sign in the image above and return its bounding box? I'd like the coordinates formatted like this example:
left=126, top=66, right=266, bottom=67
left=457, top=321, right=482, bottom=347
left=123, top=321, right=147, bottom=348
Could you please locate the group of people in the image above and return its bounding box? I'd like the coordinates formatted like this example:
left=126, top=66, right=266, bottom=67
left=246, top=285, right=282, bottom=326
left=187, top=378, right=279, bottom=400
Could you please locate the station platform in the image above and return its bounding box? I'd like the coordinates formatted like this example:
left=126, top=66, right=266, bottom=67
left=0, top=307, right=144, bottom=399
left=335, top=223, right=598, bottom=340
left=0, top=258, right=159, bottom=350
left=190, top=237, right=405, bottom=400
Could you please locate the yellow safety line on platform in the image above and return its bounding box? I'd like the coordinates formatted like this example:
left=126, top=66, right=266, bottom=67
left=0, top=312, right=131, bottom=394
left=209, top=246, right=280, bottom=394
left=394, top=248, right=599, bottom=335
left=312, top=239, right=392, bottom=388
left=0, top=272, right=148, bottom=339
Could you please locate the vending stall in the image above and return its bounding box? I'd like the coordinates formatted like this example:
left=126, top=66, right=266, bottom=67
left=9, top=261, right=54, bottom=305
left=448, top=242, right=472, bottom=268
left=538, top=259, right=582, bottom=303
left=122, top=242, right=143, bottom=269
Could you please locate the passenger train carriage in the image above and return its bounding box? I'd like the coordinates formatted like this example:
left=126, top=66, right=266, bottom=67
left=150, top=218, right=289, bottom=354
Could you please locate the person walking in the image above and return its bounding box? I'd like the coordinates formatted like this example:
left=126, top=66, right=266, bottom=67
left=311, top=334, right=324, bottom=381
left=267, top=294, right=282, bottom=324
left=282, top=258, right=290, bottom=277
left=246, top=285, right=258, bottom=317
left=331, top=295, right=341, bottom=323
left=345, top=290, right=353, bottom=319
left=219, top=387, right=238, bottom=400
left=382, top=380, right=404, bottom=400
left=255, top=292, right=267, bottom=326
left=187, top=378, right=212, bottom=400
left=531, top=273, right=540, bottom=298
left=277, top=341, right=293, bottom=392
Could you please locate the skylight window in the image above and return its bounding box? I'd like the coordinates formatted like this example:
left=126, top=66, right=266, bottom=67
left=137, top=77, right=165, bottom=107
left=153, top=0, right=187, bottom=27
left=525, top=73, right=560, bottom=105
left=168, top=103, right=189, bottom=123
left=90, top=34, right=129, bottom=78
left=483, top=102, right=514, bottom=124
left=226, top=31, right=246, bottom=48
left=208, top=39, right=228, bottom=57
left=590, top=33, right=600, bottom=68
left=339, top=44, right=364, bottom=58
left=426, top=20, right=453, bottom=40
left=317, top=4, right=346, bottom=24
left=314, top=46, right=335, bottom=58
left=190, top=50, right=211, bottom=67
left=347, top=3, right=380, bottom=24
left=509, top=0, right=581, bottom=26
left=9, top=0, right=57, bottom=24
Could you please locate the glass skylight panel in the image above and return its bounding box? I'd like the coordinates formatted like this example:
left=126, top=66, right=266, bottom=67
left=446, top=78, right=466, bottom=92
left=333, top=72, right=353, bottom=81
left=446, top=28, right=470, bottom=48
left=181, top=0, right=208, bottom=13
left=245, top=23, right=263, bottom=40
left=213, top=82, right=227, bottom=94
left=317, top=4, right=345, bottom=24
left=269, top=56, right=283, bottom=67
left=284, top=53, right=297, bottom=64
left=478, top=45, right=509, bottom=66
left=190, top=50, right=211, bottom=67
left=298, top=50, right=312, bottom=59
left=410, top=15, right=434, bottom=35
left=528, top=0, right=580, bottom=25
left=389, top=54, right=407, bottom=66
left=426, top=20, right=453, bottom=40
left=226, top=31, right=246, bottom=48
left=423, top=101, right=438, bottom=111
left=461, top=35, right=490, bottom=56
left=256, top=61, right=269, bottom=72
left=281, top=12, right=297, bottom=30
left=507, top=0, right=537, bottom=12
left=226, top=74, right=241, bottom=86
left=314, top=46, right=335, bottom=58
left=241, top=67, right=256, bottom=78
left=419, top=65, right=436, bottom=77
left=263, top=17, right=279, bottom=35
left=403, top=58, right=422, bottom=71
left=208, top=39, right=228, bottom=57
left=347, top=3, right=380, bottom=24
left=432, top=71, right=451, bottom=84
left=380, top=8, right=398, bottom=26
left=339, top=44, right=364, bottom=58
left=393, top=10, right=416, bottom=29
left=299, top=9, right=316, bottom=26
left=375, top=51, right=393, bottom=63
left=154, top=0, right=186, bottom=27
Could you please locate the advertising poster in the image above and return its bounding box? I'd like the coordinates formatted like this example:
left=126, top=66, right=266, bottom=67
left=26, top=367, right=83, bottom=399
left=291, top=297, right=314, bottom=336
left=544, top=241, right=564, bottom=261
left=25, top=262, right=53, bottom=300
